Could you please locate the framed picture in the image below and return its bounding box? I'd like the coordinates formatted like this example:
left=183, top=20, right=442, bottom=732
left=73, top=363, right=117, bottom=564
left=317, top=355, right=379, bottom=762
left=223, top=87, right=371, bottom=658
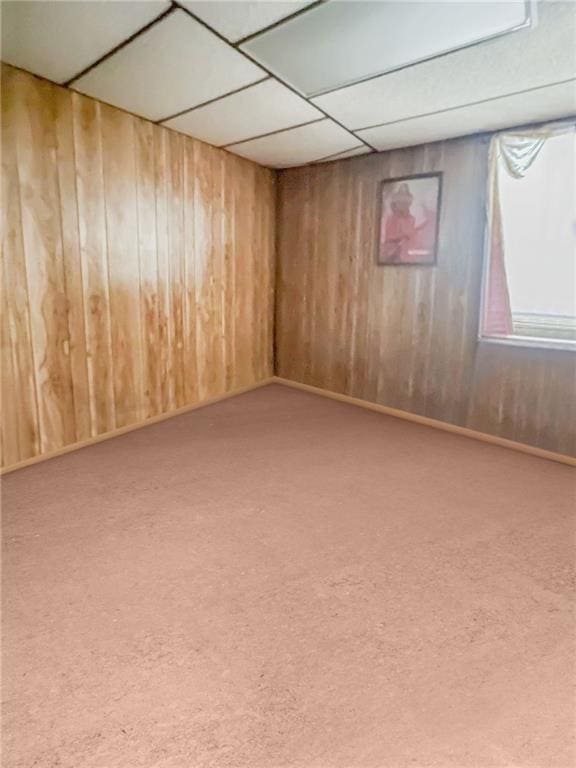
left=377, top=173, right=442, bottom=265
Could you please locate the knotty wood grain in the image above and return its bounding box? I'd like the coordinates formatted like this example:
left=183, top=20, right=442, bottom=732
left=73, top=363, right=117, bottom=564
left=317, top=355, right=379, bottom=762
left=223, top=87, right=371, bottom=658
left=14, top=69, right=76, bottom=453
left=1, top=69, right=39, bottom=464
left=1, top=65, right=275, bottom=469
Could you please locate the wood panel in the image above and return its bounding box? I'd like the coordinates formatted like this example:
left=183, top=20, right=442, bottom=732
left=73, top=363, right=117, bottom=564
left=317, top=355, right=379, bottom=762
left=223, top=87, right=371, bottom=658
left=13, top=68, right=77, bottom=453
left=276, top=135, right=576, bottom=456
left=53, top=86, right=92, bottom=443
left=1, top=65, right=275, bottom=469
left=1, top=72, right=39, bottom=465
left=73, top=91, right=117, bottom=436
left=135, top=118, right=162, bottom=420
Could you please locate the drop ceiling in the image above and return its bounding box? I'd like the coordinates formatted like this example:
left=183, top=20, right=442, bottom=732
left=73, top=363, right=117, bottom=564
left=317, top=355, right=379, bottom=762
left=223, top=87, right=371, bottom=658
left=2, top=0, right=575, bottom=168
left=242, top=0, right=532, bottom=96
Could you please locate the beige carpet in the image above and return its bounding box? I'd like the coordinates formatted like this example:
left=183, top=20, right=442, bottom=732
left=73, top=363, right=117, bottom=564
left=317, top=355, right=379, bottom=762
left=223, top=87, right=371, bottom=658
left=2, top=383, right=575, bottom=768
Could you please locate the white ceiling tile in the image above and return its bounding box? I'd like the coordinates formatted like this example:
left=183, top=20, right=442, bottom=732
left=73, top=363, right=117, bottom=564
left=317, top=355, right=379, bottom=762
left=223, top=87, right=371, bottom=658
left=316, top=146, right=372, bottom=163
left=243, top=0, right=530, bottom=97
left=72, top=9, right=264, bottom=121
left=313, top=1, right=576, bottom=130
left=228, top=119, right=363, bottom=168
left=163, top=78, right=322, bottom=146
left=0, top=0, right=170, bottom=84
left=357, top=81, right=576, bottom=152
left=179, top=1, right=313, bottom=43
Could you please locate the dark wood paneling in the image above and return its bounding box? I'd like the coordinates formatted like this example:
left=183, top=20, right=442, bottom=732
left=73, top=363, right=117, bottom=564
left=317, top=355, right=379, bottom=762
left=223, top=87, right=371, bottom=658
left=276, top=136, right=576, bottom=456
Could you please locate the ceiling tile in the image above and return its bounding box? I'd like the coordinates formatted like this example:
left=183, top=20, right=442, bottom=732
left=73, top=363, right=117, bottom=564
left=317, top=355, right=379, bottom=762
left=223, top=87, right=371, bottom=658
left=357, top=81, right=576, bottom=152
left=316, top=146, right=372, bottom=163
left=163, top=78, right=322, bottom=146
left=72, top=9, right=264, bottom=121
left=243, top=0, right=529, bottom=97
left=0, top=0, right=170, bottom=84
left=313, top=1, right=576, bottom=130
left=228, top=119, right=363, bottom=168
left=179, top=1, right=313, bottom=43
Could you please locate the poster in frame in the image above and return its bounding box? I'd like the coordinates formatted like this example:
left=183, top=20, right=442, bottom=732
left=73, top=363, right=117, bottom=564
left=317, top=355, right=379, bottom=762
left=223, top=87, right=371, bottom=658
left=377, top=172, right=442, bottom=266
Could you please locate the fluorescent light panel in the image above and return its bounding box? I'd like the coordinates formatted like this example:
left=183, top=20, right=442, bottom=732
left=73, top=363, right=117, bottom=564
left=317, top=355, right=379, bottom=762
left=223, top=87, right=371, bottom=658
left=242, top=0, right=532, bottom=97
left=313, top=0, right=573, bottom=131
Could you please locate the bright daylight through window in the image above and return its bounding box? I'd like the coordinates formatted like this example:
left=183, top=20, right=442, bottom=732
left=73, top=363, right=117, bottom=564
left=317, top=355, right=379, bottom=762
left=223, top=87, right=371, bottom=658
left=482, top=121, right=576, bottom=349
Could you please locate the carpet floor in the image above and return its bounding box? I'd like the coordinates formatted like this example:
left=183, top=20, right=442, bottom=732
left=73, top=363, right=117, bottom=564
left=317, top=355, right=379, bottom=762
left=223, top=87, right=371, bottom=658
left=2, top=383, right=575, bottom=768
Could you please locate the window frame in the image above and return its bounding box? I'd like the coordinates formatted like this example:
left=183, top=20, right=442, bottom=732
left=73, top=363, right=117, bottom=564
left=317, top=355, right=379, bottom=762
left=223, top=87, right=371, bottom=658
left=478, top=123, right=576, bottom=354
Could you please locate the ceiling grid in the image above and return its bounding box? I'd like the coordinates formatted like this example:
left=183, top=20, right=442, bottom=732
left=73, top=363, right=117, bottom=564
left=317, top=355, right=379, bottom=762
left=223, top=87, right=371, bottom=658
left=1, top=0, right=574, bottom=168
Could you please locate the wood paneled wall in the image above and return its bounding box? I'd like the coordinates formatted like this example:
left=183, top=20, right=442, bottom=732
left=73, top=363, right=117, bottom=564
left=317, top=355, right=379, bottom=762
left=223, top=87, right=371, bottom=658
left=1, top=65, right=275, bottom=469
left=276, top=135, right=576, bottom=456
left=3, top=65, right=574, bottom=466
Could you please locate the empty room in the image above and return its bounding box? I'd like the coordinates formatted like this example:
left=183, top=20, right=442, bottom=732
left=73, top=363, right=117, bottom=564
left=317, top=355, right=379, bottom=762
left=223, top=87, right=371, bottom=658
left=1, top=1, right=575, bottom=766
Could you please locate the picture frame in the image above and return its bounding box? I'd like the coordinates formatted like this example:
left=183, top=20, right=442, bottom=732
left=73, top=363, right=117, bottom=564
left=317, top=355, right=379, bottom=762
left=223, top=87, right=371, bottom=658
left=376, top=172, right=443, bottom=266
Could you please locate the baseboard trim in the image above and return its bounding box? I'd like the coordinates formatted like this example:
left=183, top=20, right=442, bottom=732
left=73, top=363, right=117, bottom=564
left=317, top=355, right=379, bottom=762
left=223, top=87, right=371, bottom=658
left=1, top=378, right=275, bottom=476
left=272, top=377, right=576, bottom=468
left=3, top=377, right=573, bottom=474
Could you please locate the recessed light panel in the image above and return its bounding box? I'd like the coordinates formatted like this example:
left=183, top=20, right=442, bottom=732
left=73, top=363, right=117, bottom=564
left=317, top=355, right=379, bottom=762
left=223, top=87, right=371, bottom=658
left=242, top=0, right=532, bottom=97
left=313, top=0, right=574, bottom=131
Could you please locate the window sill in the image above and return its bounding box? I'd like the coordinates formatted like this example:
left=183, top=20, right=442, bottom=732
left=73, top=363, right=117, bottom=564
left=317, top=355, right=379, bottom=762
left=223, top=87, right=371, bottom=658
left=479, top=334, right=576, bottom=353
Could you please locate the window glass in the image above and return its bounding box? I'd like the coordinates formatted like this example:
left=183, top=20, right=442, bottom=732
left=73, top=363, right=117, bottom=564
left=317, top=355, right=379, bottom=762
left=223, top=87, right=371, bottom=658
left=482, top=123, right=576, bottom=347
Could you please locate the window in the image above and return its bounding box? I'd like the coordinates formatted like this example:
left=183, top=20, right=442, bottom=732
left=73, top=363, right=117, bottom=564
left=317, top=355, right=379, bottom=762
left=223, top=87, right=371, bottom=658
left=481, top=121, right=576, bottom=350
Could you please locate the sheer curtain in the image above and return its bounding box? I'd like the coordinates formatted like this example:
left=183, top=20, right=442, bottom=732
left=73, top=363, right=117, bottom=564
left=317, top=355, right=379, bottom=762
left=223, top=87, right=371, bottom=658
left=483, top=120, right=575, bottom=337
